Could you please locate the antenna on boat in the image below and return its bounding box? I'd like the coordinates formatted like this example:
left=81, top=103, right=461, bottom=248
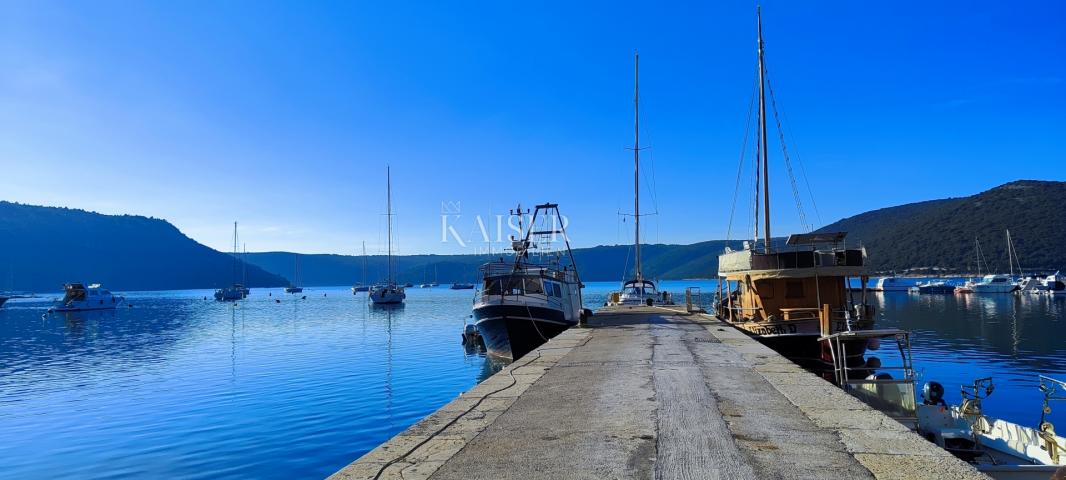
left=757, top=6, right=771, bottom=253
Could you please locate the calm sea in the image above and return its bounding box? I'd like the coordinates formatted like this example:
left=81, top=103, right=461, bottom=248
left=0, top=280, right=1062, bottom=478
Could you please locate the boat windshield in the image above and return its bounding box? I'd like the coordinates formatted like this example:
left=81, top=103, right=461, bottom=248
left=483, top=276, right=544, bottom=296
left=622, top=280, right=657, bottom=296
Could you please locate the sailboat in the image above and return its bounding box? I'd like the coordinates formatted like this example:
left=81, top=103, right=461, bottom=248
left=607, top=52, right=671, bottom=307
left=972, top=229, right=1022, bottom=293
left=352, top=242, right=370, bottom=293
left=714, top=7, right=873, bottom=371
left=214, top=222, right=248, bottom=301
left=285, top=254, right=304, bottom=293
left=369, top=167, right=406, bottom=305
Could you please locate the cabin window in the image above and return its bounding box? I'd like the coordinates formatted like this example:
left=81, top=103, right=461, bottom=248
left=524, top=277, right=544, bottom=295
left=483, top=279, right=502, bottom=295
left=786, top=281, right=805, bottom=299
left=552, top=283, right=562, bottom=297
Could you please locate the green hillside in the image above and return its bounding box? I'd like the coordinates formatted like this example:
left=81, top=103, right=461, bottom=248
left=817, top=180, right=1066, bottom=273
left=0, top=202, right=289, bottom=292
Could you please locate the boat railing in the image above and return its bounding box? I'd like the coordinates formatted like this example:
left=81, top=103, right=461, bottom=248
left=821, top=329, right=919, bottom=426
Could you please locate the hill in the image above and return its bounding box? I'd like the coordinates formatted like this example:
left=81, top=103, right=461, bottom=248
left=817, top=180, right=1066, bottom=273
left=243, top=240, right=748, bottom=287
left=0, top=202, right=288, bottom=292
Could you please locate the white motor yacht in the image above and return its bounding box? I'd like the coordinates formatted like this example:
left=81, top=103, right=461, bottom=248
left=52, top=283, right=124, bottom=312
left=971, top=274, right=1019, bottom=293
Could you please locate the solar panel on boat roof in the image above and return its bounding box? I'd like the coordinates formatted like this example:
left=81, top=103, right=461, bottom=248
left=786, top=232, right=848, bottom=245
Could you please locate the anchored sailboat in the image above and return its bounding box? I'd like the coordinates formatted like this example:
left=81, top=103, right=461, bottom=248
left=608, top=52, right=671, bottom=307
left=215, top=222, right=248, bottom=301
left=369, top=167, right=406, bottom=305
left=715, top=8, right=873, bottom=371
left=285, top=254, right=303, bottom=294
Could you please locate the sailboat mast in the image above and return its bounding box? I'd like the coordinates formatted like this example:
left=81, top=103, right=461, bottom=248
left=232, top=221, right=238, bottom=283
left=1006, top=229, right=1014, bottom=277
left=386, top=166, right=393, bottom=284
left=633, top=51, right=642, bottom=282
left=757, top=6, right=771, bottom=253
left=362, top=241, right=367, bottom=285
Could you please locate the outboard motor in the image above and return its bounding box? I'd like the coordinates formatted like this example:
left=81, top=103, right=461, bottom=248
left=922, top=381, right=946, bottom=406
left=461, top=324, right=482, bottom=347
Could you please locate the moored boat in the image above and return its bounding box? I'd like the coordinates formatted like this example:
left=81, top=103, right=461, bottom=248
left=714, top=8, right=873, bottom=371
left=284, top=254, right=304, bottom=293
left=874, top=276, right=913, bottom=292
left=910, top=281, right=955, bottom=294
left=473, top=203, right=586, bottom=360
left=215, top=222, right=248, bottom=301
left=368, top=167, right=405, bottom=306
left=605, top=52, right=671, bottom=307
left=52, top=283, right=124, bottom=312
left=450, top=283, right=474, bottom=290
left=917, top=376, right=1066, bottom=478
left=971, top=274, right=1019, bottom=294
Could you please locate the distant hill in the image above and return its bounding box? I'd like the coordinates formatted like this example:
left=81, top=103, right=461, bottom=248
left=0, top=202, right=288, bottom=292
left=243, top=240, right=748, bottom=287
left=3, top=180, right=1061, bottom=292
left=816, top=180, right=1066, bottom=273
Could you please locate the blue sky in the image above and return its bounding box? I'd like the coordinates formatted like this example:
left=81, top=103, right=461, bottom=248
left=0, top=1, right=1062, bottom=255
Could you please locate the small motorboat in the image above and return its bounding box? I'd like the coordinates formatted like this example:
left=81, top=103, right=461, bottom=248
left=918, top=376, right=1066, bottom=478
left=0, top=296, right=9, bottom=308
left=351, top=284, right=370, bottom=293
left=911, top=281, right=955, bottom=294
left=1042, top=272, right=1066, bottom=295
left=214, top=285, right=246, bottom=301
left=51, top=283, right=124, bottom=312
left=284, top=286, right=303, bottom=294
left=450, top=283, right=474, bottom=290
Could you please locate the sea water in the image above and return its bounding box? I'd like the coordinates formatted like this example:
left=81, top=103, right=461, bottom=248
left=0, top=281, right=1062, bottom=478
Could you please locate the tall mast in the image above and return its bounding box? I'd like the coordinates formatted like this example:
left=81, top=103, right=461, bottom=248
left=757, top=6, right=771, bottom=253
left=362, top=241, right=367, bottom=285
left=232, top=221, right=238, bottom=284
left=1006, top=229, right=1014, bottom=277
left=387, top=166, right=398, bottom=285
left=633, top=51, right=642, bottom=281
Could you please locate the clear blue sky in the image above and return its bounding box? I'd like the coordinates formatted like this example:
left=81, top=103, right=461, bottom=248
left=0, top=1, right=1062, bottom=255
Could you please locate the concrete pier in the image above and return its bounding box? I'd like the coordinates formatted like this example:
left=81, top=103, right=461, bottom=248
left=331, top=306, right=985, bottom=479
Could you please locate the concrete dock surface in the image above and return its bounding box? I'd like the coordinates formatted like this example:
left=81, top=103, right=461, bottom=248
left=331, top=306, right=985, bottom=479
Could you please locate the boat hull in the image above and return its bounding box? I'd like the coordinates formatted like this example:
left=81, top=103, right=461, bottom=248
left=284, top=287, right=303, bottom=294
left=725, top=318, right=869, bottom=372
left=369, top=287, right=405, bottom=304
left=473, top=304, right=575, bottom=360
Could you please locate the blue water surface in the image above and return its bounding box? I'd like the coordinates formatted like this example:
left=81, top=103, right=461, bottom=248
left=0, top=280, right=1062, bottom=478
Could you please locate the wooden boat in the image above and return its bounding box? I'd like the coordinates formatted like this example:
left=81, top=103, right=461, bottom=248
left=715, top=8, right=873, bottom=371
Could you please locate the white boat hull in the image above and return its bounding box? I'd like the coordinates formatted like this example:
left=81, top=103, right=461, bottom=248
left=369, top=286, right=405, bottom=304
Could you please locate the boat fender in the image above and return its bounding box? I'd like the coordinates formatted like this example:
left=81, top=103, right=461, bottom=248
left=922, top=381, right=946, bottom=406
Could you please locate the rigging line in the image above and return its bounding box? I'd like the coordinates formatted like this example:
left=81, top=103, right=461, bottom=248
left=764, top=68, right=811, bottom=232
left=726, top=70, right=760, bottom=242
left=775, top=100, right=823, bottom=227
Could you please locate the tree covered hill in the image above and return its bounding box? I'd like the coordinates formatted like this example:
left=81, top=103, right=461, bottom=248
left=243, top=240, right=747, bottom=287
left=0, top=202, right=288, bottom=292
left=817, top=180, right=1066, bottom=273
